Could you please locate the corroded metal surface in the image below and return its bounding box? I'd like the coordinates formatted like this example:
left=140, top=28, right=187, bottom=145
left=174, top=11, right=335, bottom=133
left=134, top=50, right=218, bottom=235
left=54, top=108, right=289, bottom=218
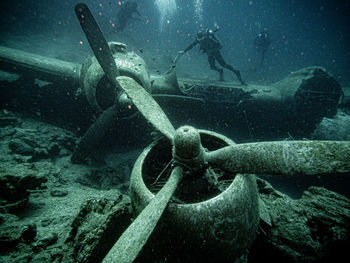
left=130, top=130, right=259, bottom=260
left=206, top=141, right=350, bottom=175
left=103, top=166, right=183, bottom=263
left=80, top=43, right=151, bottom=113
left=0, top=46, right=81, bottom=83
left=118, top=76, right=175, bottom=141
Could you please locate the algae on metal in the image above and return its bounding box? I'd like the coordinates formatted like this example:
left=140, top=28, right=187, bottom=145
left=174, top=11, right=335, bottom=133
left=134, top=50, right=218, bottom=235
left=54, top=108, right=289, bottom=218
left=206, top=141, right=350, bottom=175
left=102, top=166, right=183, bottom=263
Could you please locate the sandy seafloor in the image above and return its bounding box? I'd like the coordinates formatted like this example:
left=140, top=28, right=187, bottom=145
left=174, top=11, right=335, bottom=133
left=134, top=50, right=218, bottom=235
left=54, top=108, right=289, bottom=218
left=0, top=29, right=350, bottom=263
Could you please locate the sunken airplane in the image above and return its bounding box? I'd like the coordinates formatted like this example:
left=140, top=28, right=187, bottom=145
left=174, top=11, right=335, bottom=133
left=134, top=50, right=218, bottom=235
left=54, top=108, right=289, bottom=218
left=0, top=43, right=346, bottom=163
left=0, top=3, right=349, bottom=263
left=0, top=5, right=346, bottom=163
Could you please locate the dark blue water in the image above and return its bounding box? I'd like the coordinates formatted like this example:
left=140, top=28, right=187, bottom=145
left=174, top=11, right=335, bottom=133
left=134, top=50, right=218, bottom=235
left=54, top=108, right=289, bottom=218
left=1, top=0, right=349, bottom=84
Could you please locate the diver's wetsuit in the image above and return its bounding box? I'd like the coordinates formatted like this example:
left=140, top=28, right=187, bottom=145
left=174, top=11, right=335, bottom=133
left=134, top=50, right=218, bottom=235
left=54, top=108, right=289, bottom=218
left=254, top=31, right=271, bottom=68
left=116, top=2, right=141, bottom=32
left=254, top=31, right=271, bottom=53
left=183, top=30, right=246, bottom=85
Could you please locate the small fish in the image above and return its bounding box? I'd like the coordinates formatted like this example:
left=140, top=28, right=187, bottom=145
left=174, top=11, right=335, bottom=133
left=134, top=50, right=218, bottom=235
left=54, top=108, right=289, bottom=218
left=156, top=70, right=161, bottom=73
left=152, top=58, right=156, bottom=61
left=139, top=49, right=143, bottom=53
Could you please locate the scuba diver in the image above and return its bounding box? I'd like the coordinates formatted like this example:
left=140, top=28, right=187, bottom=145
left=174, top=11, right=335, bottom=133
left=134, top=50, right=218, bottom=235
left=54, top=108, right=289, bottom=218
left=115, top=1, right=141, bottom=32
left=178, top=28, right=247, bottom=85
left=254, top=30, right=271, bottom=69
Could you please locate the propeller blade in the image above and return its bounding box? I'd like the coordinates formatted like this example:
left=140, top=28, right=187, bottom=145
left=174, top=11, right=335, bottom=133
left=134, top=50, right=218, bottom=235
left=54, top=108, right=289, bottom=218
left=71, top=104, right=120, bottom=163
left=102, top=166, right=183, bottom=263
left=206, top=141, right=350, bottom=176
left=75, top=3, right=119, bottom=84
left=118, top=76, right=176, bottom=141
left=75, top=3, right=176, bottom=141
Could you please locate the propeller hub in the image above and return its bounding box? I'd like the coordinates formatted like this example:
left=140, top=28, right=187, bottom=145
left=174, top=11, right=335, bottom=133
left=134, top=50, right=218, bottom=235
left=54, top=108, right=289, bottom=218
left=173, top=126, right=201, bottom=159
left=173, top=126, right=205, bottom=172
left=118, top=92, right=133, bottom=110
